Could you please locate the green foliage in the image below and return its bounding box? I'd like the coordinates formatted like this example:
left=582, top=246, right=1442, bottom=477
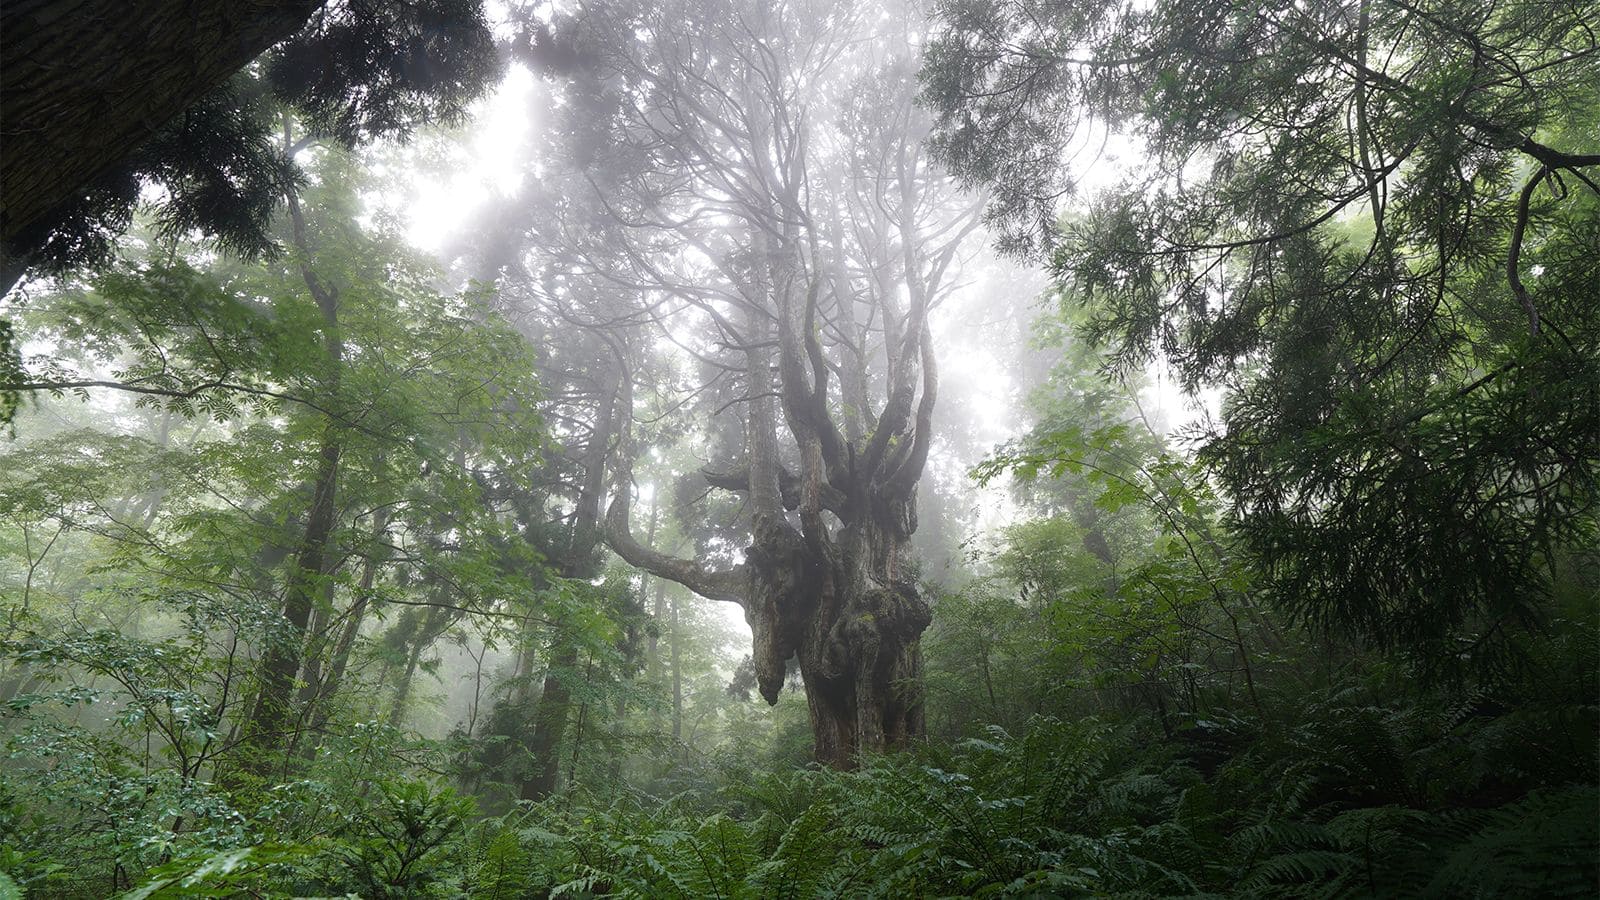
left=116, top=844, right=312, bottom=900
left=23, top=260, right=298, bottom=421
left=0, top=146, right=559, bottom=894
left=103, top=779, right=471, bottom=899
left=269, top=0, right=501, bottom=145
left=0, top=319, right=20, bottom=428
left=926, top=0, right=1600, bottom=674
left=3, top=4, right=1595, bottom=897
left=325, top=782, right=472, bottom=899
left=440, top=651, right=1595, bottom=897
left=955, top=410, right=1277, bottom=734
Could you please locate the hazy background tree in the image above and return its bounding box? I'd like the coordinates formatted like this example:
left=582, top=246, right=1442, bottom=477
left=498, top=0, right=992, bottom=767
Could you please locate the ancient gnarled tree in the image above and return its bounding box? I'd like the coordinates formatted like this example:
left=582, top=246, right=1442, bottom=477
left=513, top=0, right=983, bottom=767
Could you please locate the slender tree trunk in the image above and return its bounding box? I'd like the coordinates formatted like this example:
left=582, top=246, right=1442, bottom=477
left=670, top=590, right=682, bottom=748
left=295, top=582, right=335, bottom=705
left=231, top=175, right=342, bottom=780
left=516, top=357, right=621, bottom=798
left=302, top=507, right=390, bottom=748
left=388, top=604, right=450, bottom=728
left=284, top=579, right=336, bottom=761
left=388, top=635, right=428, bottom=728
left=519, top=641, right=576, bottom=801
left=643, top=502, right=660, bottom=682
left=235, top=434, right=340, bottom=776
left=569, top=659, right=594, bottom=787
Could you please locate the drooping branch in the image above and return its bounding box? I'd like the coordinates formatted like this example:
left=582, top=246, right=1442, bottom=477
left=1507, top=165, right=1546, bottom=337
left=604, top=472, right=748, bottom=607
left=602, top=364, right=748, bottom=607
left=0, top=377, right=362, bottom=431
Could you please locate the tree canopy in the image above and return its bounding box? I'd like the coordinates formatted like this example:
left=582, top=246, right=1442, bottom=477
left=924, top=0, right=1600, bottom=667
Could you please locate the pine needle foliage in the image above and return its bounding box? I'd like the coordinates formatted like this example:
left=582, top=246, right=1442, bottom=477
left=923, top=0, right=1600, bottom=676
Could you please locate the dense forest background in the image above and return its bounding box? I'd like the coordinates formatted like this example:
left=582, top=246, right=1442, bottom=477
left=0, top=0, right=1595, bottom=896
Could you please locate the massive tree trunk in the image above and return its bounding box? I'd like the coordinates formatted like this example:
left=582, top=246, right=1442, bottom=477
left=0, top=0, right=321, bottom=250
left=789, top=506, right=931, bottom=765
left=606, top=298, right=938, bottom=767
left=610, top=442, right=933, bottom=768
left=740, top=496, right=932, bottom=766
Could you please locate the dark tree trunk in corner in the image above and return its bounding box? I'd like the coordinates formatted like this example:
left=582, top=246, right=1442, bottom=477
left=0, top=0, right=322, bottom=247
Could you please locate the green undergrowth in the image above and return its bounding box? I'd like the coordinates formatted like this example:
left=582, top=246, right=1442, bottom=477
left=477, top=687, right=1596, bottom=899
left=29, top=659, right=1589, bottom=900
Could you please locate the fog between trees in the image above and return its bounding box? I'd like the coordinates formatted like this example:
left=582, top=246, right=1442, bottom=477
left=0, top=0, right=1595, bottom=896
